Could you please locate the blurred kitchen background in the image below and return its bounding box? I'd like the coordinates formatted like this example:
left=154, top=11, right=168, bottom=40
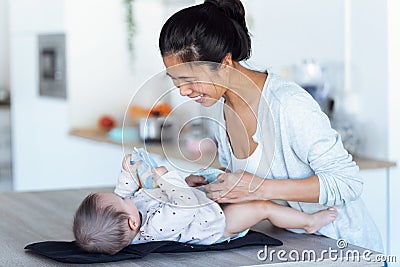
left=0, top=0, right=399, bottom=259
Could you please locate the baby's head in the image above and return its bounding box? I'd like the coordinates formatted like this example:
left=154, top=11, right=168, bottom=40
left=73, top=192, right=141, bottom=255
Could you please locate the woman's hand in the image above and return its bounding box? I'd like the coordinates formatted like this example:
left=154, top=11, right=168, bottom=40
left=204, top=170, right=268, bottom=203
left=185, top=175, right=208, bottom=187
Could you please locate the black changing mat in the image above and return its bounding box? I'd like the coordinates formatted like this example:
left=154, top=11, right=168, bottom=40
left=24, top=230, right=282, bottom=264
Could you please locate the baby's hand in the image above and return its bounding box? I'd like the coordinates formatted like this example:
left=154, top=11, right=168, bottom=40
left=122, top=154, right=141, bottom=174
left=152, top=166, right=168, bottom=182
left=153, top=166, right=168, bottom=176
left=115, top=155, right=142, bottom=196
left=185, top=175, right=208, bottom=187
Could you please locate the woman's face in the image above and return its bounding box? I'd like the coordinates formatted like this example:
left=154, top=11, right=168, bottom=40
left=163, top=54, right=226, bottom=107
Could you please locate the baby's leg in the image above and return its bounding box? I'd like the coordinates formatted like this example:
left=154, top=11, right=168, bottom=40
left=222, top=200, right=268, bottom=237
left=222, top=201, right=338, bottom=237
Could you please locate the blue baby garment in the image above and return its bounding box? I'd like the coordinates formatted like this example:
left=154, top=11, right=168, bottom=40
left=193, top=168, right=225, bottom=184
left=131, top=147, right=159, bottom=189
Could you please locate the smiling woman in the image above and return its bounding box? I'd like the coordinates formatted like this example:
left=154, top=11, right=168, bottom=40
left=164, top=59, right=227, bottom=107
left=157, top=0, right=384, bottom=253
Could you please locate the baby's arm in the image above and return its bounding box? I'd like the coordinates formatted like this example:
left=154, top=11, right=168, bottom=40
left=152, top=167, right=198, bottom=207
left=145, top=168, right=201, bottom=238
left=114, top=155, right=141, bottom=198
left=186, top=168, right=225, bottom=187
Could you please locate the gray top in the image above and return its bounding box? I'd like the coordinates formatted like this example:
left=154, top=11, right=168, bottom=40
left=213, top=72, right=383, bottom=252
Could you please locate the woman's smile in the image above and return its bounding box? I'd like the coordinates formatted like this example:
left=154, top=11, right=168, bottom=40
left=192, top=93, right=204, bottom=103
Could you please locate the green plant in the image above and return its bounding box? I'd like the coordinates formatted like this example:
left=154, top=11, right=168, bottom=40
left=123, top=0, right=135, bottom=61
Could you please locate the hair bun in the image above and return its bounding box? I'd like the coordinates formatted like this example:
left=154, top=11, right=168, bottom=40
left=204, top=0, right=246, bottom=28
left=160, top=0, right=251, bottom=62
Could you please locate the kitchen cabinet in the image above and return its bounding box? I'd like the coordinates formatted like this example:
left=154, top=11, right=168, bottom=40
left=361, top=169, right=391, bottom=254
left=0, top=105, right=11, bottom=179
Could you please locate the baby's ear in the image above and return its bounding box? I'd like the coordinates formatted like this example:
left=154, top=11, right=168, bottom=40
left=128, top=216, right=139, bottom=231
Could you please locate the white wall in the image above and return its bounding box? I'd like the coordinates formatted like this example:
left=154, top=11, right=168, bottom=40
left=346, top=0, right=389, bottom=159
left=243, top=0, right=345, bottom=74
left=0, top=0, right=9, bottom=91
left=66, top=0, right=193, bottom=128
left=344, top=0, right=400, bottom=258
left=66, top=0, right=165, bottom=128
left=65, top=0, right=134, bottom=128
left=9, top=0, right=195, bottom=191
left=361, top=169, right=388, bottom=252
left=387, top=0, right=400, bottom=262
left=9, top=0, right=124, bottom=191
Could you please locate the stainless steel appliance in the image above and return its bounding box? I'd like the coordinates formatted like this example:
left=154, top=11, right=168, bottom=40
left=139, top=117, right=172, bottom=142
left=38, top=34, right=67, bottom=99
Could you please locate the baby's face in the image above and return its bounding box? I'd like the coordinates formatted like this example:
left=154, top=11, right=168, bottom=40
left=98, top=192, right=140, bottom=224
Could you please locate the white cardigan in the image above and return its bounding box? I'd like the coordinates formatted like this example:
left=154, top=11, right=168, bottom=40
left=212, top=72, right=383, bottom=252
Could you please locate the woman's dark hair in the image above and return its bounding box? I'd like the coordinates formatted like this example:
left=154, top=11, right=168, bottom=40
left=159, top=0, right=251, bottom=63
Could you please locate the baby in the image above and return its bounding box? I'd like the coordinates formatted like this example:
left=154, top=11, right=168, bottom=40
left=73, top=149, right=338, bottom=255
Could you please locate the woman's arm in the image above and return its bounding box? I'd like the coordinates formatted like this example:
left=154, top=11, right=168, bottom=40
left=205, top=171, right=319, bottom=203
left=259, top=174, right=320, bottom=202
left=206, top=92, right=362, bottom=206
left=283, top=93, right=362, bottom=206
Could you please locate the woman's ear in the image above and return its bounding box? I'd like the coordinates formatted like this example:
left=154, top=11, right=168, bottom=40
left=221, top=53, right=233, bottom=67
left=128, top=216, right=139, bottom=231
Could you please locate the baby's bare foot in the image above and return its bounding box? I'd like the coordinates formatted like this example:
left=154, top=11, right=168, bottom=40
left=305, top=207, right=338, bottom=234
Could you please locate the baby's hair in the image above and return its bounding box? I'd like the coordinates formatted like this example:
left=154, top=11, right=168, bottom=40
left=73, top=193, right=132, bottom=255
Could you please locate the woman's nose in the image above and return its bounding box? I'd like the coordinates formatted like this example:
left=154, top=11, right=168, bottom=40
left=179, top=84, right=193, bottom=97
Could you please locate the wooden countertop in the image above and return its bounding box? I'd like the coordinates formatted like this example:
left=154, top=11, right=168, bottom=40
left=353, top=156, right=396, bottom=170
left=70, top=128, right=396, bottom=171
left=70, top=128, right=221, bottom=169
left=0, top=188, right=382, bottom=266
